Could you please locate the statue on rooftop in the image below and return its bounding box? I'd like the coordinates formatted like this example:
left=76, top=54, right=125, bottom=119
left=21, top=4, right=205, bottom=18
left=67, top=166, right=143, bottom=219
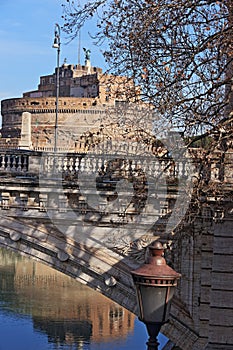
left=83, top=48, right=91, bottom=61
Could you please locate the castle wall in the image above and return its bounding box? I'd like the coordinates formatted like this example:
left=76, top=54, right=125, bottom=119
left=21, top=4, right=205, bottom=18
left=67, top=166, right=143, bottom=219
left=0, top=60, right=139, bottom=151
left=0, top=96, right=110, bottom=146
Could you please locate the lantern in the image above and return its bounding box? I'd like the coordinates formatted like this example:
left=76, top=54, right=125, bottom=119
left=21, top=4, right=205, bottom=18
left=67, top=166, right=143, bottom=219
left=131, top=241, right=181, bottom=350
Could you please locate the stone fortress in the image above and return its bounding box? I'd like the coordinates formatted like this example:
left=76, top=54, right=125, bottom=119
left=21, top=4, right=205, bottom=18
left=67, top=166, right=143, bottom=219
left=0, top=51, right=141, bottom=152
left=0, top=47, right=232, bottom=350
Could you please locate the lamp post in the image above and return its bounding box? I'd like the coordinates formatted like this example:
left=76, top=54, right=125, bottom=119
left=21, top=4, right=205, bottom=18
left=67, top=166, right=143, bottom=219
left=131, top=241, right=181, bottom=350
left=52, top=23, right=61, bottom=153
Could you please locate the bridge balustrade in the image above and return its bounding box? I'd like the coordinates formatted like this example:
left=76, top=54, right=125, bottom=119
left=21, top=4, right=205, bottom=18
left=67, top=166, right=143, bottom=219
left=0, top=152, right=29, bottom=173
left=0, top=150, right=194, bottom=228
left=39, top=152, right=191, bottom=180
left=0, top=149, right=226, bottom=186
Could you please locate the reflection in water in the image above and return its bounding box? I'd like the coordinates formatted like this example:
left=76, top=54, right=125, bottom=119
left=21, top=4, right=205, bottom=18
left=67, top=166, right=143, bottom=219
left=0, top=248, right=136, bottom=349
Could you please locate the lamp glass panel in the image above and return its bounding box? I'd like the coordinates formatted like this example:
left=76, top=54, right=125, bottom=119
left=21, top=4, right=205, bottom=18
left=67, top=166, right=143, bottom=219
left=138, top=285, right=175, bottom=323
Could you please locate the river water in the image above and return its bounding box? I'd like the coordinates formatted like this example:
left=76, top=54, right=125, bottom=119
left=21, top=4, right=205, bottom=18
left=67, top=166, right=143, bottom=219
left=0, top=248, right=168, bottom=350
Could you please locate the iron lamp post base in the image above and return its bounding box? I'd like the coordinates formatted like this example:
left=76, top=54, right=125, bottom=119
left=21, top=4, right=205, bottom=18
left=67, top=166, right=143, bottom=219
left=144, top=321, right=163, bottom=350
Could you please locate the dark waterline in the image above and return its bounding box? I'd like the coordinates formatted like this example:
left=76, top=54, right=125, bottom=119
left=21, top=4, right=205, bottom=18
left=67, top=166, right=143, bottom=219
left=0, top=249, right=168, bottom=350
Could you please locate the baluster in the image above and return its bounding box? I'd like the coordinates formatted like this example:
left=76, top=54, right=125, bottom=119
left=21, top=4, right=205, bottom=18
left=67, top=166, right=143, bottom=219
left=54, top=155, right=61, bottom=175
left=11, top=155, right=16, bottom=172
left=73, top=156, right=79, bottom=175
left=69, top=157, right=74, bottom=174
left=20, top=155, right=25, bottom=173
left=97, top=157, right=102, bottom=174
left=45, top=155, right=51, bottom=174
left=0, top=154, right=5, bottom=171
left=92, top=157, right=98, bottom=173
left=42, top=155, right=48, bottom=174
left=22, top=155, right=29, bottom=173
left=5, top=155, right=11, bottom=172
left=57, top=155, right=63, bottom=173
left=87, top=156, right=94, bottom=174
left=62, top=156, right=68, bottom=173
left=77, top=156, right=82, bottom=172
left=48, top=155, right=54, bottom=174
left=14, top=155, right=19, bottom=172
left=65, top=157, right=70, bottom=174
left=80, top=158, right=85, bottom=172
left=83, top=156, right=89, bottom=172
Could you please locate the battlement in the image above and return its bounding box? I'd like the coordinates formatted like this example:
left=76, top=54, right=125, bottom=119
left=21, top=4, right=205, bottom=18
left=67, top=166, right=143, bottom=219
left=1, top=96, right=104, bottom=114
left=23, top=63, right=103, bottom=99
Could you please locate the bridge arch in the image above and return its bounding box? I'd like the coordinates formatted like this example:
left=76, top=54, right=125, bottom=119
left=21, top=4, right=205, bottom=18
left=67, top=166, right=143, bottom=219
left=0, top=215, right=138, bottom=314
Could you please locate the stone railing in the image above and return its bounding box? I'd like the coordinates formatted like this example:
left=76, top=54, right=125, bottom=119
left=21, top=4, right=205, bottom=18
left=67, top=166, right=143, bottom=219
left=0, top=151, right=29, bottom=174
left=0, top=149, right=189, bottom=178
left=39, top=152, right=190, bottom=178
left=0, top=148, right=230, bottom=186
left=0, top=150, right=192, bottom=223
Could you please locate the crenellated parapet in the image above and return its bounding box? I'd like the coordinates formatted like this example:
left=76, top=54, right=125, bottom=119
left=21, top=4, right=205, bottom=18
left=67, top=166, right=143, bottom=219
left=1, top=96, right=104, bottom=114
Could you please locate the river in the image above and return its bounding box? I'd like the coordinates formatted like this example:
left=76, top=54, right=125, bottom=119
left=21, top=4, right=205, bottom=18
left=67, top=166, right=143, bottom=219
left=0, top=248, right=168, bottom=350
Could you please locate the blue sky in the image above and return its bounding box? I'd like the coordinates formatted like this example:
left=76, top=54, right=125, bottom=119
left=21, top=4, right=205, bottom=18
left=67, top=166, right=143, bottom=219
left=0, top=0, right=106, bottom=103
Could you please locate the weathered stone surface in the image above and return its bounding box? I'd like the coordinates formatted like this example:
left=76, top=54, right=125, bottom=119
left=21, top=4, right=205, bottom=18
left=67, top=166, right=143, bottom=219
left=0, top=148, right=232, bottom=350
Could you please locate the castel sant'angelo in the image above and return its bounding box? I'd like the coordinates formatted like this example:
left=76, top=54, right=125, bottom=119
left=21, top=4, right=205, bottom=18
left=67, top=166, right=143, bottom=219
left=0, top=51, right=141, bottom=152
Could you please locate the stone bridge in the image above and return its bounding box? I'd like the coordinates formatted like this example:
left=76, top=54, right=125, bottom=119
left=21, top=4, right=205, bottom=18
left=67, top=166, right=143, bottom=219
left=0, top=149, right=232, bottom=350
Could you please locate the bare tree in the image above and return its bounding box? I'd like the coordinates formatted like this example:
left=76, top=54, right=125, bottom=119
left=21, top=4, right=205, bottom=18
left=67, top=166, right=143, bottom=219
left=61, top=1, right=233, bottom=251
left=62, top=0, right=233, bottom=138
